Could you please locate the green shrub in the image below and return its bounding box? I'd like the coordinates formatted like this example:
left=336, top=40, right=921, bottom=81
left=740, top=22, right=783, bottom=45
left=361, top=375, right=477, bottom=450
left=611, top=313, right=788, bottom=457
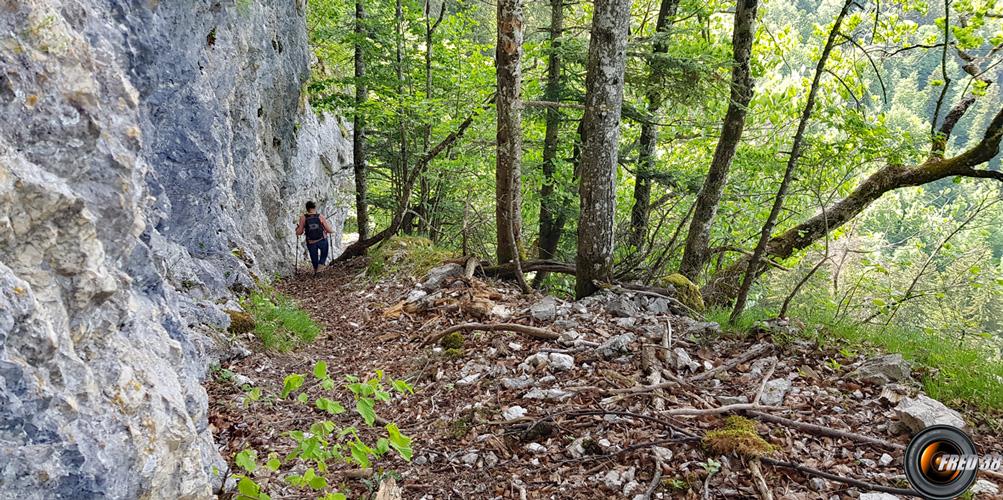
left=241, top=288, right=320, bottom=351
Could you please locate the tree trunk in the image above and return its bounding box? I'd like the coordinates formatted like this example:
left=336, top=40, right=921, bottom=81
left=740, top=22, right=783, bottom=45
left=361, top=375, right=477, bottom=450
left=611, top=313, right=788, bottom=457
left=575, top=0, right=630, bottom=299
left=353, top=0, right=370, bottom=244
left=628, top=0, right=681, bottom=251
left=677, top=0, right=759, bottom=280
left=537, top=0, right=564, bottom=264
left=496, top=0, right=524, bottom=265
left=730, top=0, right=854, bottom=322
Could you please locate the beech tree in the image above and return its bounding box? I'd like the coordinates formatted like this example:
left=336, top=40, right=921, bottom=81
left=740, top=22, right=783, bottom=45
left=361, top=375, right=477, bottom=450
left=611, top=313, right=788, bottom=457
left=353, top=0, right=369, bottom=243
left=575, top=0, right=631, bottom=298
left=677, top=0, right=758, bottom=280
left=495, top=0, right=524, bottom=265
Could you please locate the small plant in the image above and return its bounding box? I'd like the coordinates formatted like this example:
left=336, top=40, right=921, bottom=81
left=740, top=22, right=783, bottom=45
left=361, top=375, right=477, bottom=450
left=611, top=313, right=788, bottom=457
left=703, top=416, right=775, bottom=457
left=241, top=287, right=320, bottom=351
left=229, top=363, right=415, bottom=498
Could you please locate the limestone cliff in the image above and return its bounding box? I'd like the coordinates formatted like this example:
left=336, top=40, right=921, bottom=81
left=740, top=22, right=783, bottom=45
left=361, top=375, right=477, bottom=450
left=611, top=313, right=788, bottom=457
left=0, top=0, right=352, bottom=497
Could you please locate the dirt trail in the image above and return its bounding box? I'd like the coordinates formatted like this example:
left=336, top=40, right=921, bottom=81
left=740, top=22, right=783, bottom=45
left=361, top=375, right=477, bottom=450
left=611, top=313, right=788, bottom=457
left=207, top=260, right=1003, bottom=499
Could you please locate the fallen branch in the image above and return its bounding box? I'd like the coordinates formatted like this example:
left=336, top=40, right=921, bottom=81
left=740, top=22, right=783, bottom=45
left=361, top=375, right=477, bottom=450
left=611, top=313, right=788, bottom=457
left=689, top=344, right=772, bottom=382
left=748, top=458, right=774, bottom=500
left=640, top=451, right=663, bottom=500
left=745, top=410, right=905, bottom=451
left=760, top=457, right=917, bottom=496
left=662, top=403, right=785, bottom=417
left=423, top=322, right=558, bottom=346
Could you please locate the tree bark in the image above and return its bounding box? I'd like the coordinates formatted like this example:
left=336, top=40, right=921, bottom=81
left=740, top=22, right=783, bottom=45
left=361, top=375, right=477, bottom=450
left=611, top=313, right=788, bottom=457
left=353, top=0, right=370, bottom=244
left=677, top=0, right=759, bottom=280
left=730, top=0, right=853, bottom=322
left=628, top=0, right=681, bottom=251
left=537, top=0, right=565, bottom=265
left=575, top=0, right=630, bottom=298
left=496, top=0, right=524, bottom=265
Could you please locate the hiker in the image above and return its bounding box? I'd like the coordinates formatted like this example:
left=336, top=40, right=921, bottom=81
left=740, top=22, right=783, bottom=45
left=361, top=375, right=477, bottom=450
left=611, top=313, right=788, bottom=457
left=295, top=201, right=335, bottom=274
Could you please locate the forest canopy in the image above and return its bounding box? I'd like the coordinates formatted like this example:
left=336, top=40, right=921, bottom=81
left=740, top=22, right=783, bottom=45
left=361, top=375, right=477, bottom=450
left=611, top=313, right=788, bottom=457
left=306, top=0, right=1003, bottom=355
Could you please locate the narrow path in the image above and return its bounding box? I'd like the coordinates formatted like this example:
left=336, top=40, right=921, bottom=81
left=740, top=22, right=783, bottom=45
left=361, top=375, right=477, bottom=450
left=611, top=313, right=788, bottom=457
left=207, top=260, right=1002, bottom=499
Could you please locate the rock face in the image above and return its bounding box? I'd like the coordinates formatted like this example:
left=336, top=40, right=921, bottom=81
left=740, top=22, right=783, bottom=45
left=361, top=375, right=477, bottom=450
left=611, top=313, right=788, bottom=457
left=0, top=1, right=352, bottom=498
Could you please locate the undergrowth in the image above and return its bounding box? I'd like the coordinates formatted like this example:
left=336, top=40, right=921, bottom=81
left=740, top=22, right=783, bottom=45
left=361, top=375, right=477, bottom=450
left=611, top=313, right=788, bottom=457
left=365, top=236, right=453, bottom=280
left=712, top=305, right=1003, bottom=412
left=226, top=364, right=414, bottom=499
left=241, top=287, right=320, bottom=351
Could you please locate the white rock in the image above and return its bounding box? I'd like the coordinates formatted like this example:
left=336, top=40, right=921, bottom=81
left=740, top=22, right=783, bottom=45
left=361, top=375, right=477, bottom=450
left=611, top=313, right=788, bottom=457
left=879, top=453, right=894, bottom=466
left=671, top=347, right=700, bottom=372
left=971, top=479, right=1000, bottom=496
left=491, top=304, right=513, bottom=320
left=460, top=452, right=479, bottom=465
left=651, top=446, right=673, bottom=463
left=457, top=374, right=480, bottom=385
left=759, top=378, right=792, bottom=406
left=523, top=387, right=573, bottom=401
left=622, top=480, right=641, bottom=496
left=895, top=395, right=965, bottom=432
left=602, top=470, right=623, bottom=490
left=859, top=493, right=901, bottom=500
left=566, top=438, right=588, bottom=459
left=502, top=406, right=528, bottom=421
left=549, top=353, right=575, bottom=371
left=501, top=375, right=534, bottom=390
left=529, top=297, right=558, bottom=322
left=231, top=373, right=254, bottom=388
left=525, top=443, right=547, bottom=455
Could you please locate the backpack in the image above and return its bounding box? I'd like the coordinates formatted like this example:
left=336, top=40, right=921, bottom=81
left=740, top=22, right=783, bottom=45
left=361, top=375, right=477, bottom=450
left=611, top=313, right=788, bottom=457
left=305, top=214, right=325, bottom=241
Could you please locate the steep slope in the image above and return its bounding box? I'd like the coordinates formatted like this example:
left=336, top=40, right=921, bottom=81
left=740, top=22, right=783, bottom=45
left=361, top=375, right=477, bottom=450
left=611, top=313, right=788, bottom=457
left=0, top=1, right=352, bottom=498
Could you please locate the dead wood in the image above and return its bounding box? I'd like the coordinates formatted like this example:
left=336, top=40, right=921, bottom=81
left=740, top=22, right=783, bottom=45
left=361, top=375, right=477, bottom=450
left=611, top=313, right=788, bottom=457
left=759, top=457, right=917, bottom=496
left=423, top=322, right=559, bottom=345
left=748, top=458, right=774, bottom=500
left=745, top=410, right=905, bottom=451
left=688, top=343, right=772, bottom=382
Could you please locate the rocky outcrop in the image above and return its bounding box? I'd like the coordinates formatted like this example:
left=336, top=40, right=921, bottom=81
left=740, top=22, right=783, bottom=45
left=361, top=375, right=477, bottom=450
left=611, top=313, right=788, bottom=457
left=0, top=0, right=351, bottom=498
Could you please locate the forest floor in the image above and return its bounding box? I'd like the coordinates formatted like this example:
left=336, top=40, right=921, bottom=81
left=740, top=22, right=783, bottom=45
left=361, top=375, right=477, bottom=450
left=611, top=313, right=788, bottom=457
left=206, top=257, right=1003, bottom=499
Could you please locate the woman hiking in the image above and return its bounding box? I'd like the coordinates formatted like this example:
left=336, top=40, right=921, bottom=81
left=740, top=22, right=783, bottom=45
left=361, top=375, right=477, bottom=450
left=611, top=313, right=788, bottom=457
left=295, top=201, right=336, bottom=275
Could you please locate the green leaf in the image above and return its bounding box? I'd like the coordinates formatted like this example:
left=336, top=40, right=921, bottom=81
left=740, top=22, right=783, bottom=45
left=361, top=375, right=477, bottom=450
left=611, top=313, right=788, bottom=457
left=235, top=449, right=258, bottom=473
left=237, top=476, right=260, bottom=497
left=308, top=475, right=328, bottom=490
left=386, top=423, right=413, bottom=460
left=297, top=392, right=309, bottom=403
left=316, top=397, right=347, bottom=415
left=313, top=361, right=328, bottom=380
left=281, top=373, right=305, bottom=399
left=356, top=397, right=377, bottom=426
left=392, top=379, right=414, bottom=394
left=265, top=453, right=281, bottom=472
left=349, top=440, right=372, bottom=469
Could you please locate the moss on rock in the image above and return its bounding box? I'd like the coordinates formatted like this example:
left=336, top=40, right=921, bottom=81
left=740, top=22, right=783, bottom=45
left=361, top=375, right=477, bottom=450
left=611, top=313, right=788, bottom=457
left=703, top=416, right=774, bottom=457
left=659, top=273, right=705, bottom=312
left=440, top=331, right=465, bottom=350
left=225, top=310, right=255, bottom=334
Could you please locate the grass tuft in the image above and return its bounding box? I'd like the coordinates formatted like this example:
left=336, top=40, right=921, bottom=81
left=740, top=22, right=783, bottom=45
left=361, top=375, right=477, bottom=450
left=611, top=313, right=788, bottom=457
left=241, top=287, right=321, bottom=352
left=366, top=236, right=453, bottom=280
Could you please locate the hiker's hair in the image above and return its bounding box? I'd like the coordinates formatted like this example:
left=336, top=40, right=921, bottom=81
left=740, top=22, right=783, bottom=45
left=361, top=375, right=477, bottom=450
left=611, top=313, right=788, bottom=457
left=305, top=201, right=316, bottom=211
